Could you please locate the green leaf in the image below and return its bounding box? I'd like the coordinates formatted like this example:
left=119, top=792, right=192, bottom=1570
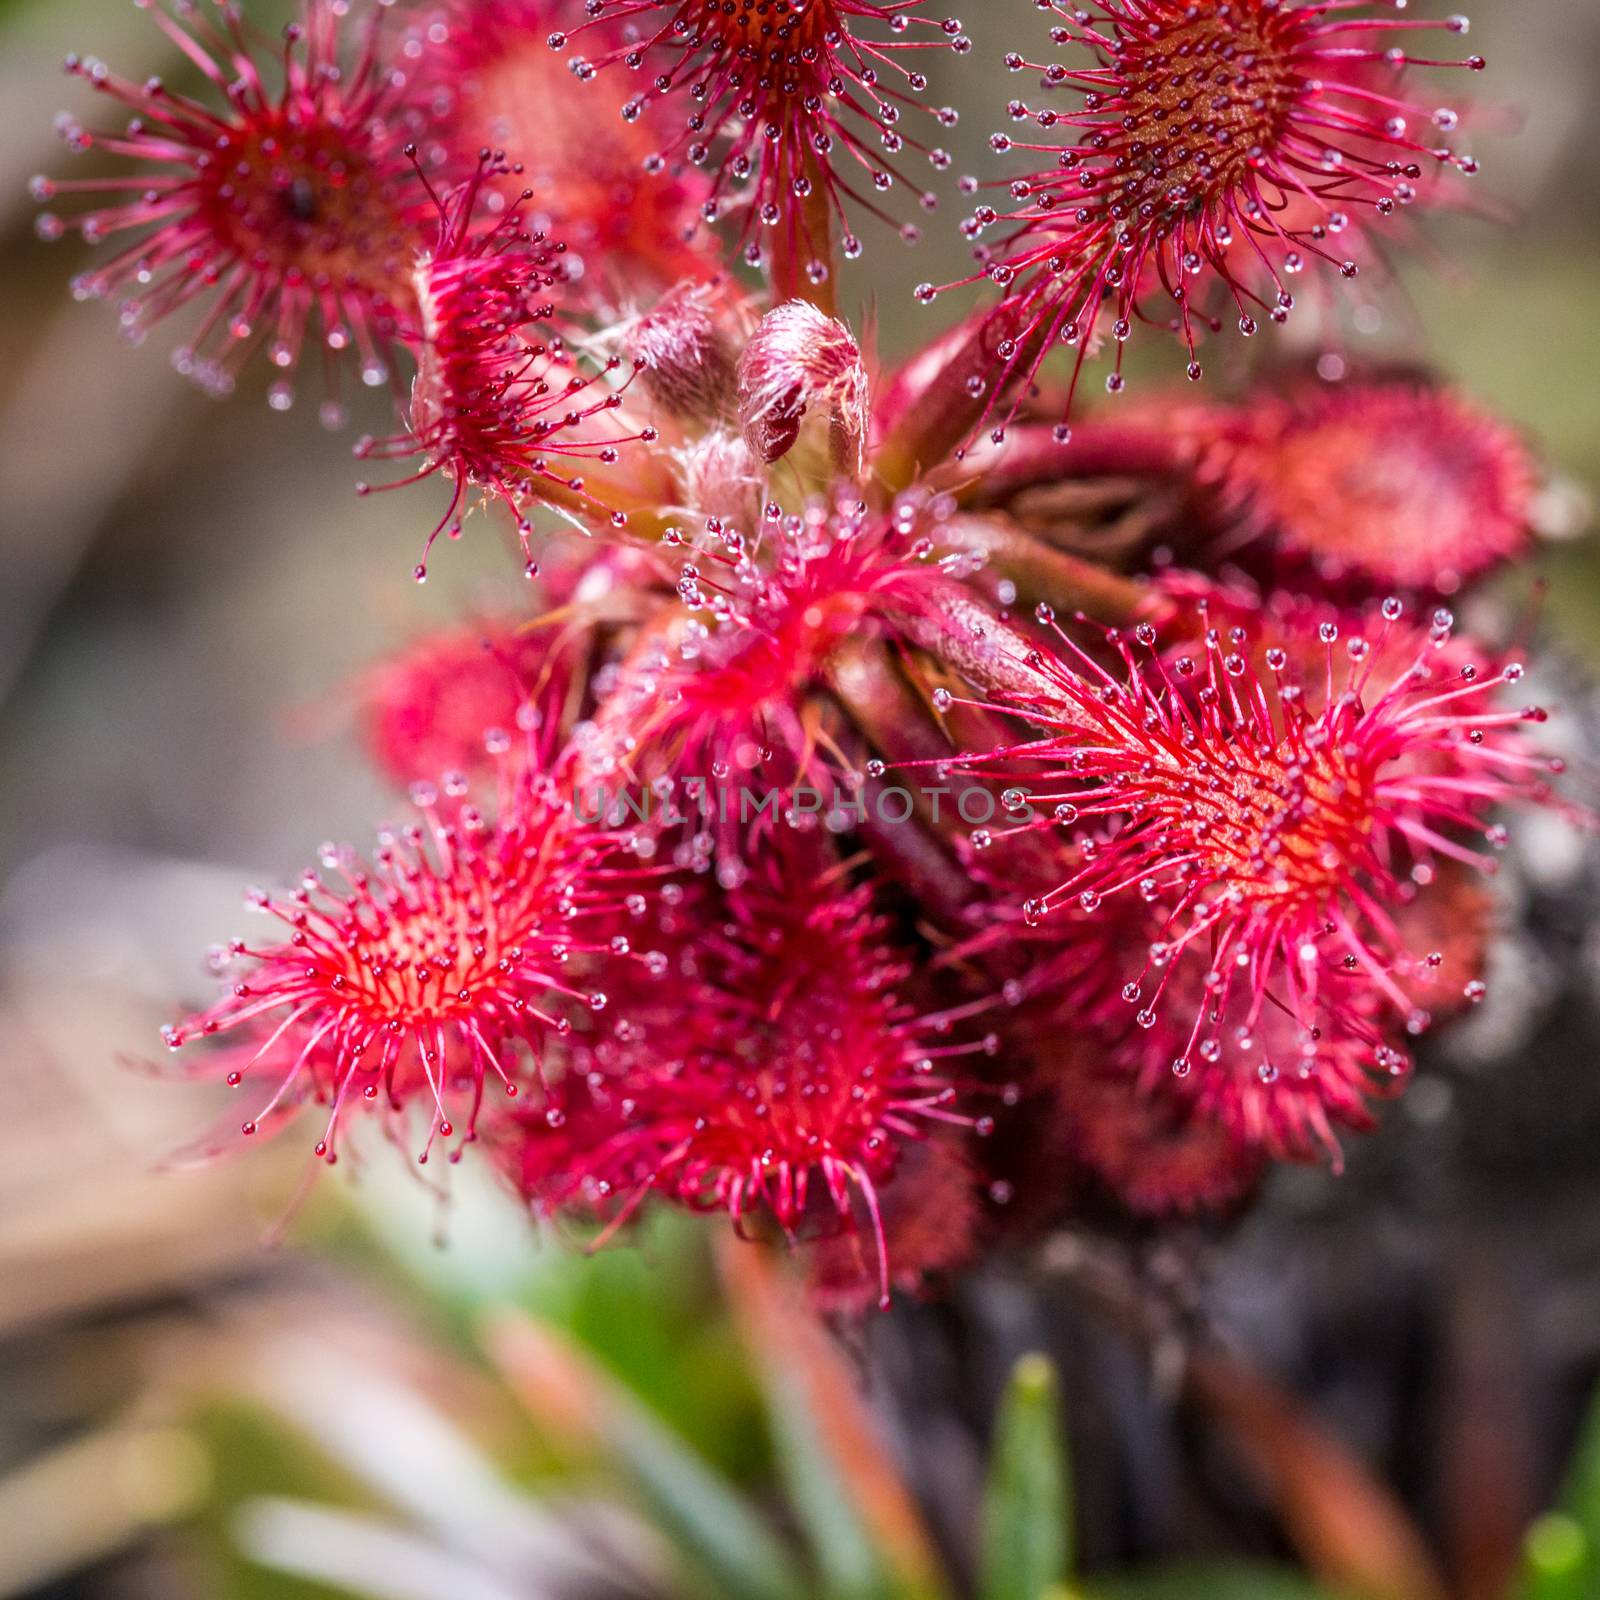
left=1081, top=1563, right=1342, bottom=1600
left=1555, top=1378, right=1600, bottom=1541
left=980, top=1353, right=1072, bottom=1600
left=757, top=1358, right=893, bottom=1600
left=714, top=1245, right=952, bottom=1600
left=485, top=1312, right=808, bottom=1600
left=1514, top=1377, right=1600, bottom=1600
left=190, top=1403, right=379, bottom=1600
left=330, top=1175, right=768, bottom=1481
left=1517, top=1514, right=1589, bottom=1600
left=596, top=1394, right=814, bottom=1600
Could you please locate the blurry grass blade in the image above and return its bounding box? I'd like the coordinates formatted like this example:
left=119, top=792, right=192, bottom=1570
left=1185, top=1353, right=1448, bottom=1600
left=1514, top=1377, right=1600, bottom=1600
left=235, top=1497, right=538, bottom=1600
left=1082, top=1564, right=1346, bottom=1600
left=1517, top=1513, right=1589, bottom=1600
left=0, top=1424, right=210, bottom=1599
left=718, top=1239, right=952, bottom=1600
left=347, top=1185, right=763, bottom=1477
left=484, top=1309, right=809, bottom=1600
left=1555, top=1370, right=1600, bottom=1539
left=248, top=1330, right=612, bottom=1590
left=980, top=1353, right=1072, bottom=1600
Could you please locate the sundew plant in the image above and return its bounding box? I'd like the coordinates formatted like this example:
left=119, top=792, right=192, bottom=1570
left=34, top=0, right=1578, bottom=1314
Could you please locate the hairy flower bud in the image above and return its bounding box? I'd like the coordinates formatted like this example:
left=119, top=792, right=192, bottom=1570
left=737, top=300, right=870, bottom=475
left=621, top=283, right=740, bottom=422
left=672, top=427, right=762, bottom=532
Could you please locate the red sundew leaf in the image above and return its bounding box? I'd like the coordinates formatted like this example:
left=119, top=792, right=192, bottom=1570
left=353, top=615, right=581, bottom=790
left=936, top=0, right=1486, bottom=427
left=1185, top=378, right=1540, bottom=598
left=951, top=593, right=1563, bottom=1161
left=501, top=834, right=991, bottom=1304
left=353, top=155, right=659, bottom=579
left=34, top=0, right=436, bottom=420
left=400, top=0, right=724, bottom=302
left=549, top=0, right=970, bottom=287
left=163, top=742, right=649, bottom=1170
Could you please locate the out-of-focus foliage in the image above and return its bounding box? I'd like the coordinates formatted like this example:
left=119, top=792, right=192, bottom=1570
left=9, top=1168, right=1594, bottom=1600
left=981, top=1354, right=1071, bottom=1600
left=1517, top=1390, right=1600, bottom=1600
